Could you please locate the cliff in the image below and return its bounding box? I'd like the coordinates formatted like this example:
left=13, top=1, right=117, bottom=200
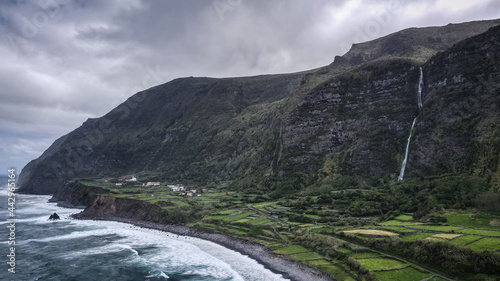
left=19, top=19, right=500, bottom=195
left=276, top=24, right=500, bottom=190
left=77, top=194, right=172, bottom=224
left=49, top=180, right=113, bottom=208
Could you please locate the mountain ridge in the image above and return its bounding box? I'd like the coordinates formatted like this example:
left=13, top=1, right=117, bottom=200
left=19, top=19, right=500, bottom=195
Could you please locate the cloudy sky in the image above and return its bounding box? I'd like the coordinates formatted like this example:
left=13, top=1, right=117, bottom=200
left=1, top=0, right=500, bottom=172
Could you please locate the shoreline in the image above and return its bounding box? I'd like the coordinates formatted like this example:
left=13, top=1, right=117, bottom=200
left=44, top=185, right=335, bottom=281
left=72, top=214, right=335, bottom=281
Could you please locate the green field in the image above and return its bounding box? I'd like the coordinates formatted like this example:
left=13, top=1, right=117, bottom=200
left=262, top=229, right=274, bottom=236
left=291, top=251, right=325, bottom=261
left=374, top=267, right=432, bottom=281
left=204, top=215, right=227, bottom=220
left=334, top=273, right=357, bottom=281
left=253, top=219, right=272, bottom=225
left=319, top=265, right=356, bottom=281
left=225, top=228, right=248, bottom=236
left=268, top=242, right=283, bottom=248
left=233, top=218, right=253, bottom=223
left=335, top=247, right=352, bottom=254
left=217, top=209, right=239, bottom=215
left=401, top=233, right=436, bottom=242
left=247, top=217, right=267, bottom=224
left=449, top=235, right=483, bottom=246
left=380, top=226, right=418, bottom=233
left=456, top=228, right=500, bottom=236
left=464, top=237, right=500, bottom=251
left=357, top=258, right=407, bottom=271
left=307, top=259, right=332, bottom=266
left=348, top=251, right=381, bottom=258
left=379, top=220, right=423, bottom=226
left=274, top=245, right=309, bottom=255
left=395, top=215, right=414, bottom=221
left=443, top=212, right=498, bottom=229
left=222, top=212, right=255, bottom=222
left=409, top=225, right=464, bottom=232
left=343, top=229, right=398, bottom=236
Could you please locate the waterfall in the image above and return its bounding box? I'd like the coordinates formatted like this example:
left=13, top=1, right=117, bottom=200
left=417, top=67, right=424, bottom=110
left=398, top=67, right=424, bottom=181
left=398, top=118, right=417, bottom=181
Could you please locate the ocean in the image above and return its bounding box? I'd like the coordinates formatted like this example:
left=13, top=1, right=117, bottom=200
left=0, top=187, right=289, bottom=281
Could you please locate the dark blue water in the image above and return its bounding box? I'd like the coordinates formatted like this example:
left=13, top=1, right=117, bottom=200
left=0, top=188, right=287, bottom=281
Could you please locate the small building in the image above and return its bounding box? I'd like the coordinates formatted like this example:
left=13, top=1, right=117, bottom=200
left=168, top=185, right=185, bottom=191
left=115, top=183, right=123, bottom=186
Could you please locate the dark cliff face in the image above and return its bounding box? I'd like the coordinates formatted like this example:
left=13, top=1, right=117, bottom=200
left=274, top=24, right=500, bottom=191
left=19, top=20, right=500, bottom=194
left=280, top=59, right=420, bottom=186
left=411, top=25, right=500, bottom=189
left=50, top=181, right=112, bottom=207
left=19, top=74, right=304, bottom=194
left=77, top=194, right=173, bottom=225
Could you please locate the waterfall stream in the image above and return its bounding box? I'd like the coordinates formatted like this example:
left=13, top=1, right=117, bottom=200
left=398, top=118, right=416, bottom=181
left=398, top=67, right=424, bottom=181
left=417, top=67, right=424, bottom=110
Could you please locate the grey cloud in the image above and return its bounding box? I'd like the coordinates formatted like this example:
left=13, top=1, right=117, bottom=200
left=0, top=0, right=499, bottom=171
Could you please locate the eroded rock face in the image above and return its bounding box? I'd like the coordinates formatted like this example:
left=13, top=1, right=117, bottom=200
left=78, top=194, right=173, bottom=225
left=281, top=60, right=419, bottom=180
left=411, top=25, right=500, bottom=185
left=50, top=180, right=112, bottom=207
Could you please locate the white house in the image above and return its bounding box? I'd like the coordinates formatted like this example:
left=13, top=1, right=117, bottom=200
left=168, top=185, right=185, bottom=192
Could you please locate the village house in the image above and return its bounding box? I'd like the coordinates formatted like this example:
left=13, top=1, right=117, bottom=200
left=168, top=185, right=185, bottom=192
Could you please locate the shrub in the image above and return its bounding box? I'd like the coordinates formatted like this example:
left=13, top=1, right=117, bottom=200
left=475, top=191, right=500, bottom=212
left=248, top=225, right=264, bottom=237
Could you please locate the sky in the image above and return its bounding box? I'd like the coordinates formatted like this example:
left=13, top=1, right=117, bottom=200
left=1, top=0, right=500, bottom=173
